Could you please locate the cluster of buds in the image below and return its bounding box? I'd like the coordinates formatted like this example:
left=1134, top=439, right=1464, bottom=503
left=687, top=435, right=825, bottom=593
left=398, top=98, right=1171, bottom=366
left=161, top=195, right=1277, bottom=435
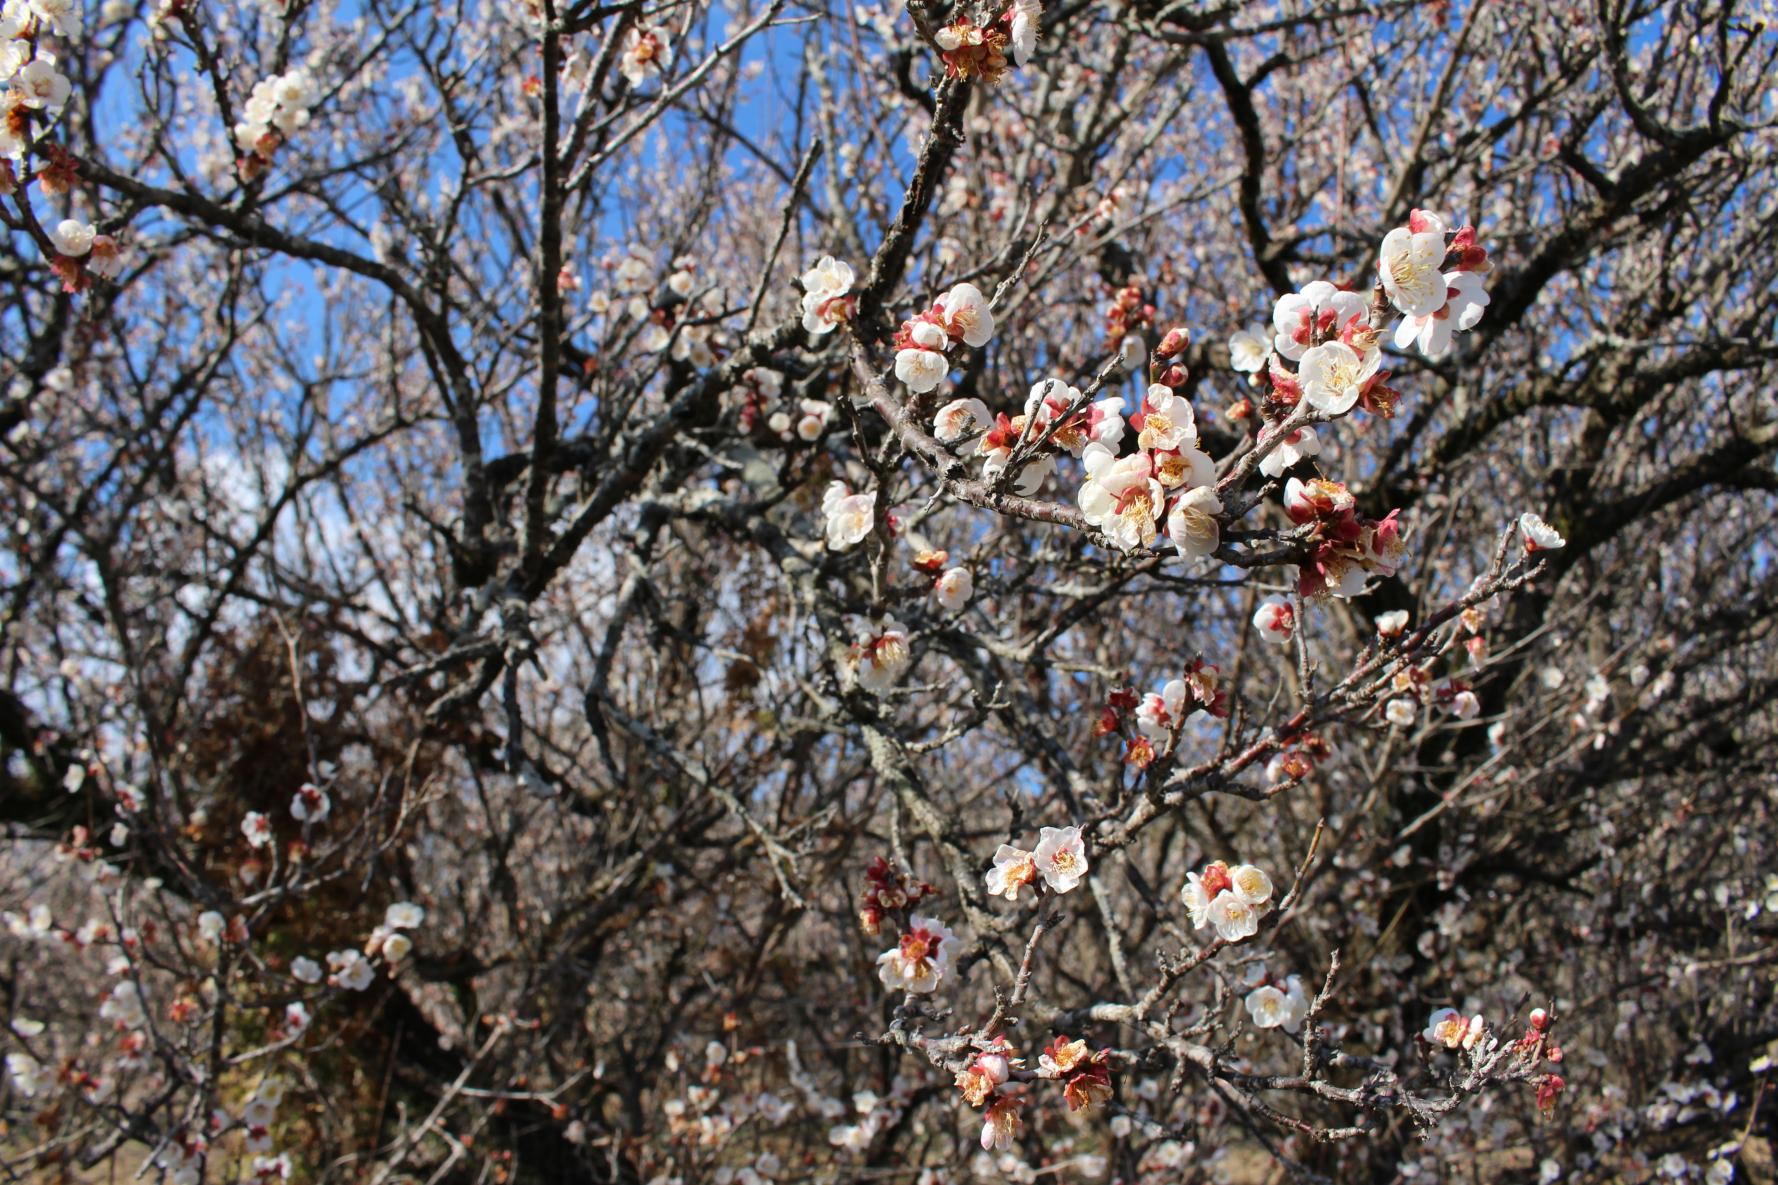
left=912, top=549, right=974, bottom=612
left=1103, top=281, right=1154, bottom=352
left=1504, top=1008, right=1566, bottom=1112
left=638, top=272, right=729, bottom=367
left=1282, top=476, right=1407, bottom=599
left=1263, top=734, right=1336, bottom=784
left=732, top=367, right=787, bottom=435
left=858, top=855, right=936, bottom=937
left=1181, top=860, right=1276, bottom=942
left=894, top=282, right=995, bottom=394
left=1379, top=209, right=1492, bottom=359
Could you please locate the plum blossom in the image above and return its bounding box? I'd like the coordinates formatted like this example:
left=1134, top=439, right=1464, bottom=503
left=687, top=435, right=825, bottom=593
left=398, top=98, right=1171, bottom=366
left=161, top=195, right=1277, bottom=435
left=800, top=256, right=855, bottom=336
left=1379, top=223, right=1450, bottom=317
left=876, top=914, right=955, bottom=994
left=934, top=397, right=991, bottom=442
left=290, top=956, right=322, bottom=984
left=1166, top=484, right=1222, bottom=558
left=1134, top=678, right=1187, bottom=742
left=1376, top=609, right=1410, bottom=637
left=1423, top=1007, right=1486, bottom=1051
left=1297, top=340, right=1381, bottom=416
left=291, top=782, right=329, bottom=822
left=1230, top=863, right=1274, bottom=905
left=1256, top=423, right=1319, bottom=478
left=1253, top=598, right=1295, bottom=644
left=1033, top=825, right=1088, bottom=893
left=384, top=901, right=426, bottom=929
left=619, top=27, right=672, bottom=88
left=49, top=218, right=93, bottom=256
left=1393, top=270, right=1490, bottom=358
left=327, top=949, right=375, bottom=991
left=849, top=617, right=911, bottom=695
left=955, top=1047, right=1012, bottom=1105
left=1228, top=324, right=1269, bottom=373
left=1078, top=443, right=1163, bottom=551
left=29, top=0, right=83, bottom=37
left=17, top=57, right=71, bottom=111
left=823, top=481, right=876, bottom=551
left=1132, top=383, right=1197, bottom=452
left=1385, top=698, right=1417, bottom=726
left=1207, top=891, right=1261, bottom=942
left=985, top=844, right=1037, bottom=901
left=242, top=811, right=272, bottom=848
left=894, top=321, right=951, bottom=393
left=794, top=399, right=832, bottom=441
left=1245, top=975, right=1310, bottom=1032
left=980, top=1093, right=1022, bottom=1150
left=1520, top=512, right=1565, bottom=553
left=6, top=1052, right=46, bottom=1097
left=100, top=981, right=146, bottom=1028
left=1007, top=0, right=1042, bottom=66
left=935, top=567, right=973, bottom=612
left=1272, top=281, right=1368, bottom=361
left=932, top=282, right=994, bottom=348
left=1023, top=380, right=1124, bottom=457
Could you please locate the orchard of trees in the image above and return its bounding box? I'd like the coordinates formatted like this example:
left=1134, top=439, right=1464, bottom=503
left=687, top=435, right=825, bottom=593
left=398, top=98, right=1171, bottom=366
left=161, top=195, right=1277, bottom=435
left=3, top=0, right=1776, bottom=1181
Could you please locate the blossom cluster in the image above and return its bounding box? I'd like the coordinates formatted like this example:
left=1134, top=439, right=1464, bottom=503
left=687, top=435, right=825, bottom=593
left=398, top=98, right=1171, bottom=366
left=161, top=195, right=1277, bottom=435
left=984, top=824, right=1088, bottom=900
left=894, top=282, right=995, bottom=394
left=911, top=547, right=974, bottom=612
left=936, top=0, right=1042, bottom=83
left=1180, top=859, right=1275, bottom=942
left=1097, top=663, right=1228, bottom=769
left=731, top=365, right=833, bottom=445
left=1262, top=734, right=1337, bottom=784
left=1281, top=475, right=1407, bottom=599
left=934, top=374, right=1121, bottom=497
left=955, top=1030, right=1112, bottom=1156
left=232, top=68, right=321, bottom=172
left=1379, top=209, right=1493, bottom=359
left=2, top=3, right=129, bottom=291
left=800, top=255, right=856, bottom=337
left=1, top=0, right=76, bottom=160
